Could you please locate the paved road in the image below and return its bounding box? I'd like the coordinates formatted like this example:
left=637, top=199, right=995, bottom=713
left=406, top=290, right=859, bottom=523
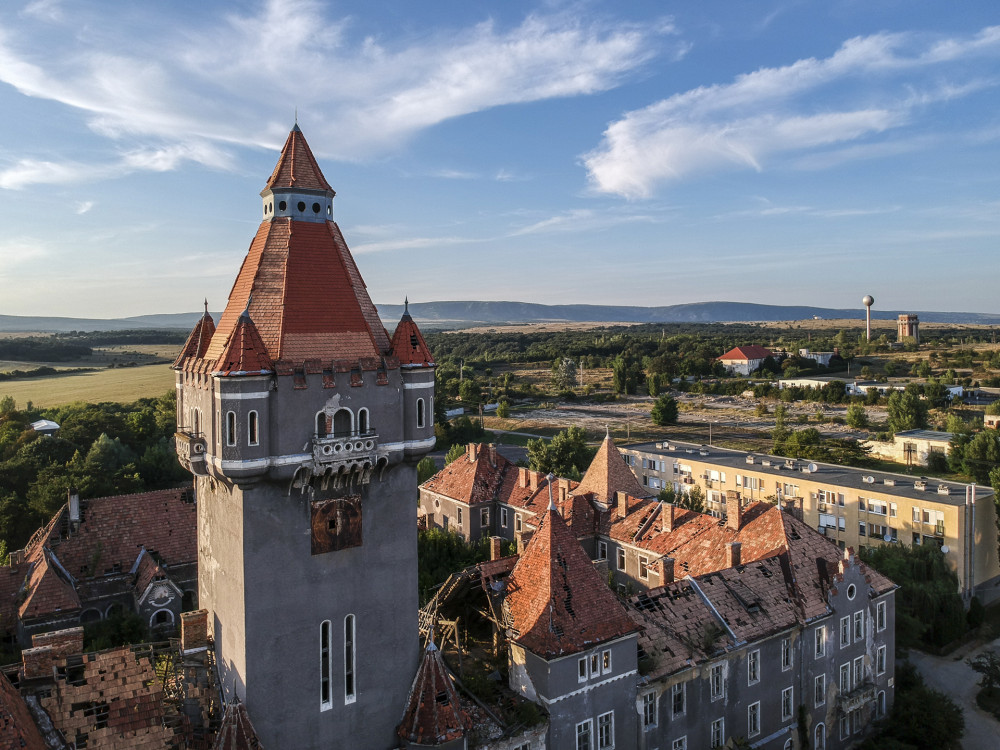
left=910, top=637, right=1000, bottom=749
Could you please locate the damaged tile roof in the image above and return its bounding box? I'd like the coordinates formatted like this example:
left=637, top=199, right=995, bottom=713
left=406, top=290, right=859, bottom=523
left=504, top=506, right=637, bottom=659
left=173, top=307, right=216, bottom=369
left=390, top=301, right=434, bottom=368
left=214, top=700, right=263, bottom=750
left=421, top=445, right=516, bottom=507
left=574, top=431, right=647, bottom=504
left=0, top=670, right=46, bottom=750
left=397, top=642, right=471, bottom=745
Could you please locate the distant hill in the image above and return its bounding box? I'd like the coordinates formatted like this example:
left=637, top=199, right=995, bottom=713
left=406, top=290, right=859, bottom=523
left=2, top=301, right=998, bottom=333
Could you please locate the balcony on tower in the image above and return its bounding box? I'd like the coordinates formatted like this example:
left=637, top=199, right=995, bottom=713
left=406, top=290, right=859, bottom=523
left=175, top=430, right=208, bottom=476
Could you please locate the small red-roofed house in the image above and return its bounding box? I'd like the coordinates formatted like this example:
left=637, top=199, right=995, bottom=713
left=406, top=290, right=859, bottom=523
left=717, top=344, right=775, bottom=375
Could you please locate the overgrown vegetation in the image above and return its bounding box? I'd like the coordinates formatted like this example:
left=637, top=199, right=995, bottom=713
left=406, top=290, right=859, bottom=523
left=526, top=426, right=595, bottom=480
left=416, top=528, right=515, bottom=604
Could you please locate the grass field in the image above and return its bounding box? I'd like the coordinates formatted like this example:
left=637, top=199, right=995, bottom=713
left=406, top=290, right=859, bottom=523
left=0, top=365, right=175, bottom=407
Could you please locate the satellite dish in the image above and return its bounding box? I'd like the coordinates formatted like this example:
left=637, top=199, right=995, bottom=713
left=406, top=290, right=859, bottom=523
left=808, top=463, right=818, bottom=473
left=883, top=533, right=893, bottom=543
left=941, top=545, right=950, bottom=554
left=863, top=475, right=875, bottom=484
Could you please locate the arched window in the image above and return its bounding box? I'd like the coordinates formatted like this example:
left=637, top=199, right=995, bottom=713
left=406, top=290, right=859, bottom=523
left=784, top=740, right=793, bottom=750
left=416, top=398, right=425, bottom=429
left=316, top=412, right=328, bottom=438
left=345, top=614, right=356, bottom=703
left=105, top=602, right=126, bottom=619
left=150, top=609, right=174, bottom=628
left=333, top=409, right=353, bottom=438
left=226, top=411, right=237, bottom=446
left=320, top=620, right=332, bottom=710
left=815, top=722, right=826, bottom=750
left=357, top=408, right=369, bottom=435
left=80, top=608, right=102, bottom=624
left=191, top=408, right=200, bottom=434
left=248, top=410, right=259, bottom=446
left=877, top=690, right=886, bottom=718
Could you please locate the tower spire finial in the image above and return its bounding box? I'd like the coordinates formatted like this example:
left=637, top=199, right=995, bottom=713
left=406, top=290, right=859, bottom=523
left=547, top=473, right=557, bottom=511
left=204, top=298, right=208, bottom=316
left=404, top=296, right=409, bottom=315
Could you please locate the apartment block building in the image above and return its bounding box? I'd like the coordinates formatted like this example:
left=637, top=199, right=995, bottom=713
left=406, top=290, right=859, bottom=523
left=621, top=440, right=999, bottom=602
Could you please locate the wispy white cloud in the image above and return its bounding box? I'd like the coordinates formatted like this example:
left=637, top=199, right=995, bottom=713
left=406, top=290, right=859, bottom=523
left=351, top=235, right=477, bottom=254
left=0, top=0, right=673, bottom=188
left=75, top=201, right=94, bottom=215
left=21, top=0, right=62, bottom=22
left=509, top=207, right=660, bottom=236
left=584, top=26, right=1000, bottom=198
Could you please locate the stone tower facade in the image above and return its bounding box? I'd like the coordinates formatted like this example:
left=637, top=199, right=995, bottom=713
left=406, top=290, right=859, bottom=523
left=897, top=313, right=919, bottom=344
left=173, top=126, right=435, bottom=748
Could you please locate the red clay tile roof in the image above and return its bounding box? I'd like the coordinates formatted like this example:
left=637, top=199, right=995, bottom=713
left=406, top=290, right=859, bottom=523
left=718, top=345, right=773, bottom=362
left=19, top=547, right=80, bottom=620
left=214, top=701, right=263, bottom=750
left=397, top=642, right=471, bottom=745
left=203, top=218, right=390, bottom=366
left=265, top=125, right=333, bottom=192
left=575, top=433, right=647, bottom=504
left=390, top=305, right=434, bottom=367
left=0, top=669, right=46, bottom=750
left=213, top=310, right=274, bottom=376
left=173, top=309, right=216, bottom=369
left=421, top=445, right=516, bottom=506
left=504, top=507, right=637, bottom=658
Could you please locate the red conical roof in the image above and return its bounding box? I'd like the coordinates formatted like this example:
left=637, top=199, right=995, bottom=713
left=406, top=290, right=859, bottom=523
left=575, top=431, right=646, bottom=503
left=504, top=505, right=637, bottom=658
left=391, top=302, right=434, bottom=367
left=397, top=642, right=471, bottom=745
left=264, top=125, right=333, bottom=192
left=173, top=307, right=216, bottom=369
left=213, top=310, right=274, bottom=376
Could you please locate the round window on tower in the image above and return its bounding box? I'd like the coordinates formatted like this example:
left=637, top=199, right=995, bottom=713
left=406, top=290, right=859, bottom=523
left=312, top=202, right=320, bottom=213
left=278, top=200, right=287, bottom=211
left=297, top=201, right=306, bottom=212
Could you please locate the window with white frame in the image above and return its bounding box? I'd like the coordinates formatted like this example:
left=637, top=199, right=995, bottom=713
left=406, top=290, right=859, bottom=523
left=815, top=674, right=826, bottom=707
left=639, top=556, right=649, bottom=580
left=711, top=718, right=724, bottom=748
left=501, top=507, right=508, bottom=527
left=598, top=541, right=608, bottom=560
left=357, top=408, right=369, bottom=434
left=597, top=711, right=614, bottom=749
left=877, top=600, right=887, bottom=631
left=815, top=625, right=826, bottom=658
left=840, top=616, right=850, bottom=647
left=853, top=655, right=864, bottom=686
left=590, top=653, right=599, bottom=677
left=815, top=723, right=826, bottom=750
left=515, top=514, right=522, bottom=532
left=602, top=649, right=612, bottom=675
left=578, top=657, right=588, bottom=683
left=839, top=663, right=850, bottom=693
left=877, top=645, right=887, bottom=675
left=781, top=686, right=793, bottom=721
left=416, top=398, right=425, bottom=429
left=480, top=508, right=489, bottom=527
left=248, top=410, right=259, bottom=446
left=513, top=744, right=530, bottom=750
left=642, top=692, right=656, bottom=728
left=877, top=690, right=887, bottom=718
left=747, top=650, right=760, bottom=685
left=672, top=738, right=687, bottom=750
left=617, top=548, right=626, bottom=571
left=853, top=610, right=864, bottom=642
left=781, top=637, right=792, bottom=671
left=576, top=719, right=593, bottom=750
left=344, top=614, right=356, bottom=703
left=710, top=663, right=724, bottom=700
left=672, top=682, right=685, bottom=717
left=226, top=411, right=237, bottom=446
left=839, top=713, right=850, bottom=740
left=320, top=620, right=332, bottom=710
left=748, top=701, right=760, bottom=737
left=457, top=508, right=463, bottom=527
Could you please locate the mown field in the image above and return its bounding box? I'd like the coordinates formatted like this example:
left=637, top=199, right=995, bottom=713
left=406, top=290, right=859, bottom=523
left=0, top=364, right=176, bottom=407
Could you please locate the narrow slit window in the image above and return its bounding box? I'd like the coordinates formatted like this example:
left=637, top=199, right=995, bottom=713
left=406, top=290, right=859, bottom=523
left=416, top=398, right=425, bottom=429
left=320, top=621, right=332, bottom=710
left=344, top=614, right=356, bottom=703
left=226, top=411, right=237, bottom=447
left=316, top=412, right=328, bottom=438
left=248, top=411, right=259, bottom=446
left=358, top=408, right=369, bottom=435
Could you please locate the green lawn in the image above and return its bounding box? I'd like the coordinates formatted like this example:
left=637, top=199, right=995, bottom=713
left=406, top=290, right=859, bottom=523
left=0, top=365, right=175, bottom=407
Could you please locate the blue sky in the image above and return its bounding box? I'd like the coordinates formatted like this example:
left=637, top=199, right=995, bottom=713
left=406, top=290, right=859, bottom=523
left=1, top=0, right=998, bottom=318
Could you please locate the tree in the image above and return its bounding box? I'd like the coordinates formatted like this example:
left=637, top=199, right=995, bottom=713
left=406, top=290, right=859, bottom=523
left=986, top=401, right=1000, bottom=417
left=846, top=403, right=869, bottom=429
left=657, top=486, right=676, bottom=504
left=458, top=379, right=481, bottom=403
left=495, top=399, right=510, bottom=419
left=417, top=456, right=438, bottom=484
left=677, top=484, right=705, bottom=513
left=969, top=649, right=1000, bottom=690
left=650, top=395, right=679, bottom=426
left=771, top=404, right=789, bottom=450
left=445, top=443, right=466, bottom=464
left=887, top=390, right=928, bottom=433
left=550, top=358, right=577, bottom=392
left=526, top=426, right=594, bottom=480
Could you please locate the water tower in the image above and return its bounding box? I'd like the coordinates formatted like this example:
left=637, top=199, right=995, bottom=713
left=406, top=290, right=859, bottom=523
left=862, top=295, right=874, bottom=341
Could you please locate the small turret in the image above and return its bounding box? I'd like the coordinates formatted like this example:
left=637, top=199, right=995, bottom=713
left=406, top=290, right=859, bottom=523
left=391, top=299, right=436, bottom=461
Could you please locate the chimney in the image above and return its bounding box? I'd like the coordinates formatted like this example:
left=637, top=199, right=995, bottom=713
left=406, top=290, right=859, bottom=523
left=518, top=531, right=533, bottom=553
left=31, top=627, right=84, bottom=660
left=519, top=467, right=529, bottom=488
left=181, top=609, right=210, bottom=653
left=726, top=490, right=743, bottom=531
left=656, top=557, right=675, bottom=584
left=661, top=502, right=676, bottom=533
left=488, top=444, right=497, bottom=467
left=617, top=491, right=632, bottom=519
left=467, top=444, right=479, bottom=462
left=559, top=479, right=569, bottom=503
left=726, top=541, right=742, bottom=568
left=490, top=536, right=503, bottom=561
left=21, top=645, right=54, bottom=681
left=529, top=471, right=539, bottom=491
left=68, top=487, right=80, bottom=525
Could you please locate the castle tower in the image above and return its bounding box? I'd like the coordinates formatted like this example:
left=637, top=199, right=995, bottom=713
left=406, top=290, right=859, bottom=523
left=173, top=126, right=435, bottom=748
left=898, top=313, right=920, bottom=344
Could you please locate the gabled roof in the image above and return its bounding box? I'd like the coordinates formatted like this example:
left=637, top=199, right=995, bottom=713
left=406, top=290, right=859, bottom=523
left=574, top=432, right=646, bottom=504
left=173, top=306, right=216, bottom=369
left=718, top=345, right=773, bottom=361
left=213, top=310, right=274, bottom=376
left=19, top=546, right=80, bottom=620
left=264, top=125, right=333, bottom=192
left=390, top=302, right=434, bottom=367
left=214, top=700, right=263, bottom=750
left=421, top=445, right=515, bottom=506
left=397, top=642, right=471, bottom=745
left=0, top=669, right=46, bottom=750
left=504, top=506, right=637, bottom=658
